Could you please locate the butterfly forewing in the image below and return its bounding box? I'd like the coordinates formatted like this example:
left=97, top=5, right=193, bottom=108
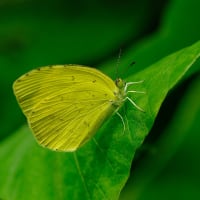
left=13, top=65, right=119, bottom=151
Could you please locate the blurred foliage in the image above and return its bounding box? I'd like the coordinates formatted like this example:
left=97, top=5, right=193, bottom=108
left=0, top=0, right=200, bottom=199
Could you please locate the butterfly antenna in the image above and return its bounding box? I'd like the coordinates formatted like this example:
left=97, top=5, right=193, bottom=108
left=115, top=48, right=122, bottom=79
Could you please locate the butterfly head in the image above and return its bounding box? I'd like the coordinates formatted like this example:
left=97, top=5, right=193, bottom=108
left=114, top=78, right=127, bottom=105
left=115, top=78, right=125, bottom=89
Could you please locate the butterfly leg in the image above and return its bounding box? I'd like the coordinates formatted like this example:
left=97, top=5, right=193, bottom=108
left=127, top=90, right=145, bottom=94
left=124, top=80, right=144, bottom=91
left=125, top=96, right=144, bottom=112
left=116, top=111, right=125, bottom=133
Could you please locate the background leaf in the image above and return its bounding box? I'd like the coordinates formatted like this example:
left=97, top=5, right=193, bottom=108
left=120, top=73, right=200, bottom=200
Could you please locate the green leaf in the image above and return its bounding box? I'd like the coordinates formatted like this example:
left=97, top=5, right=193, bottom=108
left=1, top=41, right=200, bottom=199
left=120, top=72, right=200, bottom=200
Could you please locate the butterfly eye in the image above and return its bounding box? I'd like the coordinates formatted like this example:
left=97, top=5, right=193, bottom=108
left=115, top=78, right=125, bottom=89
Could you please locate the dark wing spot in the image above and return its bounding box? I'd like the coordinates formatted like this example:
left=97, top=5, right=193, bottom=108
left=48, top=115, right=56, bottom=120
left=37, top=68, right=41, bottom=71
left=92, top=80, right=96, bottom=83
left=58, top=95, right=64, bottom=101
left=69, top=129, right=74, bottom=133
left=71, top=76, right=75, bottom=81
left=59, top=118, right=64, bottom=121
left=104, top=93, right=108, bottom=96
left=84, top=121, right=90, bottom=127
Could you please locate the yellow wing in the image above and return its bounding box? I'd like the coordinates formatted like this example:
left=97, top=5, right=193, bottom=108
left=13, top=65, right=119, bottom=151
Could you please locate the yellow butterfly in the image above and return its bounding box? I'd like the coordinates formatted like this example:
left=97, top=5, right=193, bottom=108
left=13, top=65, right=143, bottom=152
